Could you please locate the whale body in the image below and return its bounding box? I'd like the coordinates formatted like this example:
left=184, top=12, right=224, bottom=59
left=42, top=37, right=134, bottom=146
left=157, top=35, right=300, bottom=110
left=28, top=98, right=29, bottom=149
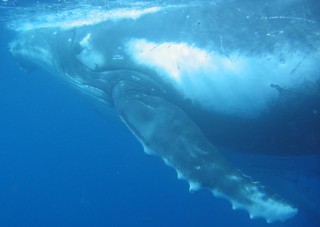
left=8, top=0, right=320, bottom=223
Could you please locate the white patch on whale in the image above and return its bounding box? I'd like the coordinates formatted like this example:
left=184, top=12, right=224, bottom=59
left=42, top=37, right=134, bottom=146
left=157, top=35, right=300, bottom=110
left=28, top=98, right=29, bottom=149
left=128, top=39, right=319, bottom=117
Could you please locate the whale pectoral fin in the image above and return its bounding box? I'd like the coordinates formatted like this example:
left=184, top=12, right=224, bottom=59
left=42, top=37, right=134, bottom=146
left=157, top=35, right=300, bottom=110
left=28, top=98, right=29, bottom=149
left=112, top=80, right=298, bottom=223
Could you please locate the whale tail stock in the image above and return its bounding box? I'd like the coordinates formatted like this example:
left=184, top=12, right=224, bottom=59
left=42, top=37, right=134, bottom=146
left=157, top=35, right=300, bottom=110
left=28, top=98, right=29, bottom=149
left=111, top=79, right=298, bottom=223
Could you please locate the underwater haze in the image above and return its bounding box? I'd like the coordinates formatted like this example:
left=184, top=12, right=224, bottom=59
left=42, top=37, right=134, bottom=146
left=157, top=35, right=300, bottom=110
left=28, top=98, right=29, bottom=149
left=1, top=0, right=320, bottom=226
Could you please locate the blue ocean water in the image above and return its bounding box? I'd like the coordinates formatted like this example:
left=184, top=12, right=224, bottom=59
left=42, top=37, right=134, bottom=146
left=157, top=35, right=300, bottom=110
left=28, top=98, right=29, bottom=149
left=0, top=1, right=319, bottom=227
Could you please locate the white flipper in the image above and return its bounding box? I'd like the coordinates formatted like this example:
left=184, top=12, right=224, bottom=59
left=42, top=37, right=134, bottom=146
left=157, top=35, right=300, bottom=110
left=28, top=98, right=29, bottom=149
left=112, top=80, right=298, bottom=223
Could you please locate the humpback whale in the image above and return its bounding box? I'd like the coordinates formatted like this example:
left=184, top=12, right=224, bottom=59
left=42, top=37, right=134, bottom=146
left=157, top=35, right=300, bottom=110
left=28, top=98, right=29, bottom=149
left=7, top=0, right=320, bottom=223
